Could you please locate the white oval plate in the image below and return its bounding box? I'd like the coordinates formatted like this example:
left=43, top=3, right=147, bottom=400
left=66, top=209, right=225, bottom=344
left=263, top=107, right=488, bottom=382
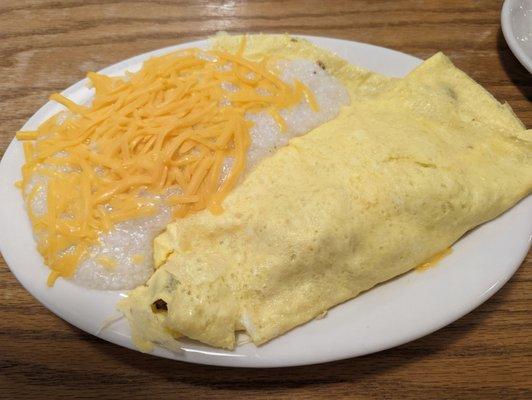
left=0, top=36, right=530, bottom=368
left=502, top=0, right=532, bottom=73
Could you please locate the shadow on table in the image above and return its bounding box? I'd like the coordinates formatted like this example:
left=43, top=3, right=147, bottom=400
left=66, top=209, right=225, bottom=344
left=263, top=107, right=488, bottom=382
left=82, top=275, right=517, bottom=391
left=496, top=28, right=532, bottom=101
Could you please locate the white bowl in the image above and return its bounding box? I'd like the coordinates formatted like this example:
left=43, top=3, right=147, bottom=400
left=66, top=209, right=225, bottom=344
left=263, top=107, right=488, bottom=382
left=502, top=0, right=532, bottom=73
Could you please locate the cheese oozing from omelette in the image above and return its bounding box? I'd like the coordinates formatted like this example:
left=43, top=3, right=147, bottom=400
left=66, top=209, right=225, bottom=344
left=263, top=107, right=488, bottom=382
left=18, top=35, right=351, bottom=290
left=118, top=36, right=532, bottom=351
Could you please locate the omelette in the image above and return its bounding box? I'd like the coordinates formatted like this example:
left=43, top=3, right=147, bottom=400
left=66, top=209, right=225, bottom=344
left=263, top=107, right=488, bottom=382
left=118, top=34, right=532, bottom=351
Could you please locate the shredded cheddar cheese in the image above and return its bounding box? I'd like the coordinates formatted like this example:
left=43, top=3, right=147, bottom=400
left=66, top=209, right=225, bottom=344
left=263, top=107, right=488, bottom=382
left=17, top=38, right=317, bottom=285
left=96, top=256, right=118, bottom=270
left=132, top=254, right=145, bottom=265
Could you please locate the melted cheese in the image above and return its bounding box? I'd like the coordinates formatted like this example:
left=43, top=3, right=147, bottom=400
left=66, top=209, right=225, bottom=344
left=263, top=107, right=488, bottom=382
left=416, top=247, right=452, bottom=271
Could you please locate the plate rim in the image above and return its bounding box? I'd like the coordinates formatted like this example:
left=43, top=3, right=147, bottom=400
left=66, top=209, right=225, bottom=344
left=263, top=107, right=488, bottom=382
left=0, top=34, right=530, bottom=368
left=501, top=0, right=532, bottom=73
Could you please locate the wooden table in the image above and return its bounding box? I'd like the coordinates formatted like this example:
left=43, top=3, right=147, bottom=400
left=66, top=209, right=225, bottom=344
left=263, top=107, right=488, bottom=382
left=1, top=1, right=530, bottom=398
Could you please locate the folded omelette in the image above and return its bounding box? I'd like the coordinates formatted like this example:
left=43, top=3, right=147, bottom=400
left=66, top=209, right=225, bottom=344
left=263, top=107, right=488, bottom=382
left=119, top=35, right=532, bottom=351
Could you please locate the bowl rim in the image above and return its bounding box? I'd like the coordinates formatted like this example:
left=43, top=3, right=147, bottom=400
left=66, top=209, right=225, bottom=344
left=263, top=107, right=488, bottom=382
left=501, top=0, right=532, bottom=73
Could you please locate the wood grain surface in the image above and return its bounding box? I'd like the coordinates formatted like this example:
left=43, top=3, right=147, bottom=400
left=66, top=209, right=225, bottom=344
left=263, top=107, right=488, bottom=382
left=1, top=1, right=531, bottom=399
